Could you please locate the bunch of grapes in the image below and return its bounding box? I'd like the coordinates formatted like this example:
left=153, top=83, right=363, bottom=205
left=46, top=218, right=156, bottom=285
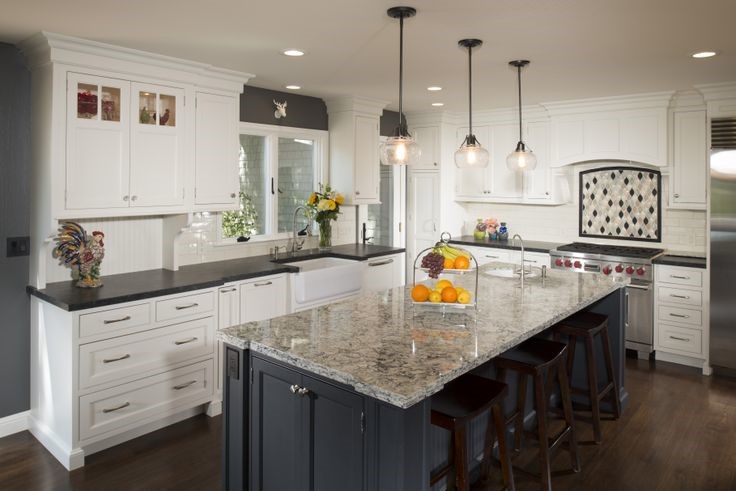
left=421, top=252, right=445, bottom=279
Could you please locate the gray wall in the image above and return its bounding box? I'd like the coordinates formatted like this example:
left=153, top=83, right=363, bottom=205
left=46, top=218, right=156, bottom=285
left=0, top=43, right=31, bottom=418
left=240, top=86, right=328, bottom=130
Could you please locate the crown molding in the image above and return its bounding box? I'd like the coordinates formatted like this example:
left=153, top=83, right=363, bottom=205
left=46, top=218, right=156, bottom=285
left=541, top=91, right=675, bottom=115
left=324, top=96, right=388, bottom=116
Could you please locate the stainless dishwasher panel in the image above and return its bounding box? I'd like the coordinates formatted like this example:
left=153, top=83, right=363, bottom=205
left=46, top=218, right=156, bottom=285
left=624, top=281, right=654, bottom=357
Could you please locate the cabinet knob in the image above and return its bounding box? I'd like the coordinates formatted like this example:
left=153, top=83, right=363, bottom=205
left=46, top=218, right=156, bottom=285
left=123, top=195, right=129, bottom=201
left=230, top=193, right=237, bottom=198
left=545, top=191, right=550, bottom=195
left=289, top=384, right=310, bottom=396
left=131, top=195, right=137, bottom=202
left=433, top=162, right=437, bottom=166
left=674, top=193, right=680, bottom=198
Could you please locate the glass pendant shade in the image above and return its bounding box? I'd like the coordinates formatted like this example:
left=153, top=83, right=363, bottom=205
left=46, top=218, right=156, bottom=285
left=506, top=141, right=537, bottom=171
left=455, top=135, right=490, bottom=168
left=380, top=134, right=421, bottom=165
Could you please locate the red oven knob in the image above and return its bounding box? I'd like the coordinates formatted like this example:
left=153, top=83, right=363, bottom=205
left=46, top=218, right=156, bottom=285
left=573, top=260, right=582, bottom=269
left=564, top=259, right=572, bottom=268
left=636, top=267, right=646, bottom=276
left=615, top=264, right=624, bottom=273
left=555, top=258, right=564, bottom=267
left=625, top=266, right=635, bottom=275
left=603, top=266, right=612, bottom=275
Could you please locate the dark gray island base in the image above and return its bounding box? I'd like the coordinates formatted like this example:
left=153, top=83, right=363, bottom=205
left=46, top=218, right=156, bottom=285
left=220, top=268, right=626, bottom=490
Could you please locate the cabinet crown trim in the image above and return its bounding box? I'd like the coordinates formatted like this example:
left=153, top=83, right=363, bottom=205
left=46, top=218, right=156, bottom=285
left=324, top=96, right=388, bottom=116
left=541, top=91, right=675, bottom=115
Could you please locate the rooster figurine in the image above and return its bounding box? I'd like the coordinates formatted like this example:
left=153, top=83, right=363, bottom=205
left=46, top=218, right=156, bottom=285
left=52, top=221, right=106, bottom=288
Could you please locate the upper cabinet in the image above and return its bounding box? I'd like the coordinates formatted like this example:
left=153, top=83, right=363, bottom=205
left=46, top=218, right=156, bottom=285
left=544, top=92, right=673, bottom=167
left=411, top=126, right=440, bottom=170
left=21, top=32, right=252, bottom=222
left=325, top=97, right=386, bottom=205
left=670, top=109, right=707, bottom=209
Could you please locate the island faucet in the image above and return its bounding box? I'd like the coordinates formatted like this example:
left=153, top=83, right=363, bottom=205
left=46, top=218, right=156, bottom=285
left=511, top=234, right=528, bottom=279
left=291, top=205, right=309, bottom=254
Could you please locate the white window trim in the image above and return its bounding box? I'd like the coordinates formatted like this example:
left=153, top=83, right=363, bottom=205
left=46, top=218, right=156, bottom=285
left=217, top=122, right=329, bottom=244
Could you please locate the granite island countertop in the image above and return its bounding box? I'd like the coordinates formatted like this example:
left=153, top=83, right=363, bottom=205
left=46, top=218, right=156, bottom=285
left=28, top=244, right=405, bottom=311
left=220, top=263, right=623, bottom=409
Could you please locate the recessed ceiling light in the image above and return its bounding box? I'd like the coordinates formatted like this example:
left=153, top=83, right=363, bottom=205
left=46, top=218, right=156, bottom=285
left=285, top=85, right=301, bottom=90
left=431, top=102, right=444, bottom=107
left=282, top=49, right=305, bottom=57
left=692, top=51, right=717, bottom=58
left=427, top=86, right=442, bottom=91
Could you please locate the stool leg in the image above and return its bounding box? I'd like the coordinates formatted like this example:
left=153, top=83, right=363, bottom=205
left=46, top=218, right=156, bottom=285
left=492, top=403, right=516, bottom=491
left=513, top=373, right=527, bottom=452
left=533, top=372, right=552, bottom=491
left=566, top=335, right=577, bottom=380
left=585, top=335, right=603, bottom=444
left=453, top=421, right=469, bottom=491
left=558, top=360, right=581, bottom=473
left=601, top=325, right=622, bottom=420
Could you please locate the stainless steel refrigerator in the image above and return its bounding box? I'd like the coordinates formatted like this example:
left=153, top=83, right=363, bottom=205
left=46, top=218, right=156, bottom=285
left=710, top=127, right=736, bottom=372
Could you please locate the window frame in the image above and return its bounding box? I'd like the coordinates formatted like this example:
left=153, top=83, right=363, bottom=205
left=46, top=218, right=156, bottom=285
left=217, top=122, right=329, bottom=244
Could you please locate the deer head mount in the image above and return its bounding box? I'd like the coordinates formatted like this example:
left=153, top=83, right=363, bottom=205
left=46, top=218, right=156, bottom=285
left=273, top=100, right=287, bottom=119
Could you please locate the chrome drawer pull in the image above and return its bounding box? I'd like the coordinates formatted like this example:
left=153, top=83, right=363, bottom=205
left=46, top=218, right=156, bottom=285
left=289, top=384, right=310, bottom=396
left=220, top=288, right=237, bottom=293
left=103, top=315, right=131, bottom=324
left=669, top=335, right=690, bottom=342
left=368, top=259, right=394, bottom=267
left=174, top=337, right=198, bottom=345
left=485, top=255, right=499, bottom=259
left=173, top=380, right=198, bottom=390
left=102, top=401, right=130, bottom=413
left=670, top=275, right=690, bottom=280
left=669, top=294, right=690, bottom=300
left=102, top=354, right=131, bottom=364
left=669, top=313, right=690, bottom=319
left=175, top=303, right=199, bottom=310
left=254, top=281, right=273, bottom=287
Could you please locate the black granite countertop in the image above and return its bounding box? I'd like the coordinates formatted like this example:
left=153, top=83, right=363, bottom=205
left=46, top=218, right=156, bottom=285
left=449, top=236, right=563, bottom=254
left=652, top=254, right=706, bottom=269
left=28, top=244, right=405, bottom=311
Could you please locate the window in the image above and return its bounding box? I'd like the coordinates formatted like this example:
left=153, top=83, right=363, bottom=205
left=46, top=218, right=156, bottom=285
left=221, top=123, right=327, bottom=241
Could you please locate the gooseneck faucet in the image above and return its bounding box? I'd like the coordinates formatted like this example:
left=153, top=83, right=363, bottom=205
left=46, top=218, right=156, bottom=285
left=511, top=234, right=527, bottom=279
left=292, top=206, right=309, bottom=254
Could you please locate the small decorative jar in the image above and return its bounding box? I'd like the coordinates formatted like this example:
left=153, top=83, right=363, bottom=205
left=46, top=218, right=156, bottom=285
left=499, top=222, right=509, bottom=241
left=473, top=219, right=487, bottom=240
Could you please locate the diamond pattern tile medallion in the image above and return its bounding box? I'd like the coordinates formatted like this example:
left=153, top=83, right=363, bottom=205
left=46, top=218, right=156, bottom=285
left=579, top=167, right=661, bottom=242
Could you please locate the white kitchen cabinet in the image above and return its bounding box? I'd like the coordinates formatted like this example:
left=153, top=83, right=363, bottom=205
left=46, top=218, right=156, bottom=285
left=458, top=245, right=511, bottom=266
left=194, top=92, right=240, bottom=208
left=408, top=171, right=441, bottom=260
left=488, top=124, right=523, bottom=199
left=454, top=126, right=488, bottom=198
left=325, top=97, right=386, bottom=205
left=129, top=83, right=186, bottom=208
left=670, top=109, right=707, bottom=209
left=412, top=126, right=440, bottom=170
left=239, top=274, right=288, bottom=323
left=362, top=253, right=405, bottom=292
left=66, top=73, right=131, bottom=210
left=218, top=284, right=240, bottom=329
left=524, top=121, right=553, bottom=200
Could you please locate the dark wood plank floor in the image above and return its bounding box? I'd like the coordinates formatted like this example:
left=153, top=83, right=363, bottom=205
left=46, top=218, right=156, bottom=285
left=1, top=357, right=735, bottom=491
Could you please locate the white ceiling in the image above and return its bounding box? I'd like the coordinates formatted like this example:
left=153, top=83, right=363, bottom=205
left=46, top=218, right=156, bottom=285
left=1, top=0, right=735, bottom=112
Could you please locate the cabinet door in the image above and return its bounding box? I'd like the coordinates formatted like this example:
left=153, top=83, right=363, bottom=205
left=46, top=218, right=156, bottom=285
left=305, top=375, right=364, bottom=491
left=408, top=172, right=440, bottom=258
left=454, top=126, right=486, bottom=198
left=672, top=110, right=707, bottom=208
left=362, top=255, right=398, bottom=292
left=66, top=73, right=130, bottom=209
left=240, top=275, right=288, bottom=323
left=218, top=285, right=240, bottom=329
left=251, top=357, right=307, bottom=491
left=195, top=92, right=239, bottom=206
left=129, top=83, right=185, bottom=207
left=354, top=115, right=380, bottom=202
left=412, top=126, right=439, bottom=170
left=489, top=124, right=523, bottom=199
left=524, top=121, right=551, bottom=200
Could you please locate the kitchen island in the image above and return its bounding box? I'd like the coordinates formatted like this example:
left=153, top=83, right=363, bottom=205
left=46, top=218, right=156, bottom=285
left=220, top=264, right=626, bottom=491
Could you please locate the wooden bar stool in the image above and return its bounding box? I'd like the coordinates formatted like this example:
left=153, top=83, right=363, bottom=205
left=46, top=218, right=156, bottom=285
left=494, top=338, right=580, bottom=491
left=430, top=373, right=515, bottom=491
left=552, top=311, right=621, bottom=444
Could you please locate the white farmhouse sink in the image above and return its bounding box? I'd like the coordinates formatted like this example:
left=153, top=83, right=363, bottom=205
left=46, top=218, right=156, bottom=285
left=286, top=257, right=363, bottom=305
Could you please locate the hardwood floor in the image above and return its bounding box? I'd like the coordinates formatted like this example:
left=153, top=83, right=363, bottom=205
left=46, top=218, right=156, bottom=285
left=1, top=357, right=735, bottom=491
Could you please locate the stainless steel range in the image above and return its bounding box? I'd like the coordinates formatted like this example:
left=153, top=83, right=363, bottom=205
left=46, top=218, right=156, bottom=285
left=550, top=242, right=665, bottom=358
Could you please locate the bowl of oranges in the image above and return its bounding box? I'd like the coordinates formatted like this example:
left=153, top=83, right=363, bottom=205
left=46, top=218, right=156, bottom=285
left=411, top=279, right=474, bottom=309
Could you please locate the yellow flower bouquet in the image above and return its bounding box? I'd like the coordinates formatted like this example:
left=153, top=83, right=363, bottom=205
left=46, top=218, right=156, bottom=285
left=306, top=183, right=344, bottom=249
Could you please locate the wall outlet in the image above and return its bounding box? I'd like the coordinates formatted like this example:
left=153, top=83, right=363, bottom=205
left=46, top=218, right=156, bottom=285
left=6, top=236, right=30, bottom=257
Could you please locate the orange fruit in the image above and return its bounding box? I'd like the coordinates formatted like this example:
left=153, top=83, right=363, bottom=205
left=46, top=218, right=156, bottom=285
left=444, top=257, right=455, bottom=269
left=411, top=284, right=430, bottom=302
left=435, top=279, right=453, bottom=291
left=441, top=286, right=458, bottom=303
left=429, top=291, right=442, bottom=303
left=454, top=256, right=470, bottom=270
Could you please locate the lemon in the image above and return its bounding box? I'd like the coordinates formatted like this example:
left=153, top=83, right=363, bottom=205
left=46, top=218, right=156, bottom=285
left=429, top=291, right=442, bottom=303
left=457, top=291, right=472, bottom=304
left=435, top=279, right=453, bottom=291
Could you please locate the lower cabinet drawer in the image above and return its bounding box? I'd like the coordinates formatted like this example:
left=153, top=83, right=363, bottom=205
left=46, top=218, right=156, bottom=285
left=155, top=291, right=215, bottom=323
left=79, top=303, right=151, bottom=339
left=657, top=286, right=703, bottom=308
left=658, top=305, right=703, bottom=328
left=79, top=360, right=214, bottom=441
left=79, top=317, right=215, bottom=390
left=657, top=324, right=702, bottom=355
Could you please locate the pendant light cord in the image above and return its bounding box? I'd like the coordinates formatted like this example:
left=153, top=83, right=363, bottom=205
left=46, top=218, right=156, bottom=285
left=398, top=14, right=404, bottom=130
left=517, top=65, right=523, bottom=141
left=468, top=45, right=473, bottom=137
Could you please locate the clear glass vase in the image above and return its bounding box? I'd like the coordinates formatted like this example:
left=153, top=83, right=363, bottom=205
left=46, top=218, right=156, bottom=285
left=318, top=220, right=332, bottom=250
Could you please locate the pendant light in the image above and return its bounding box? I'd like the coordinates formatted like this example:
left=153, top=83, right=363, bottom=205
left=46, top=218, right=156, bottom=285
left=380, top=6, right=421, bottom=166
left=455, top=39, right=489, bottom=169
left=506, top=60, right=537, bottom=171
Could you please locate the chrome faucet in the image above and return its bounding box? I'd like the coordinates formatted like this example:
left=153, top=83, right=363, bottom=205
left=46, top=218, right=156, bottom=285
left=511, top=234, right=528, bottom=279
left=291, top=206, right=309, bottom=253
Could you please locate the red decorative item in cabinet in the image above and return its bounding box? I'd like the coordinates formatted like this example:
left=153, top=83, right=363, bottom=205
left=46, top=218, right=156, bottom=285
left=77, top=91, right=98, bottom=118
